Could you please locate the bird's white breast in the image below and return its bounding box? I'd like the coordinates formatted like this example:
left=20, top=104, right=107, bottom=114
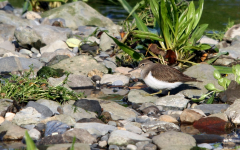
left=142, top=71, right=182, bottom=90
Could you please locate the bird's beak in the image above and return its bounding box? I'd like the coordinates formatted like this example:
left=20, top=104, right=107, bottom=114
left=128, top=67, right=140, bottom=73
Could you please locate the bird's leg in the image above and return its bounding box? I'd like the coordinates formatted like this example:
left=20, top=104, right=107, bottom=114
left=141, top=90, right=162, bottom=96
left=168, top=90, right=170, bottom=96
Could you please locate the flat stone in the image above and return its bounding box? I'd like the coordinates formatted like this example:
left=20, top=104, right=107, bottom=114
left=26, top=101, right=53, bottom=118
left=12, top=107, right=43, bottom=126
left=36, top=99, right=61, bottom=115
left=74, top=99, right=101, bottom=116
left=194, top=104, right=229, bottom=114
left=154, top=94, right=189, bottom=110
left=180, top=109, right=205, bottom=124
left=0, top=56, right=43, bottom=74
left=128, top=89, right=158, bottom=103
left=99, top=100, right=136, bottom=120
left=46, top=143, right=90, bottom=150
left=141, top=121, right=180, bottom=133
left=15, top=25, right=72, bottom=49
left=152, top=131, right=196, bottom=149
left=63, top=128, right=96, bottom=144
left=108, top=130, right=151, bottom=146
left=62, top=104, right=97, bottom=121
left=181, top=64, right=223, bottom=98
left=50, top=55, right=108, bottom=76
left=40, top=40, right=69, bottom=54
left=74, top=122, right=117, bottom=136
left=41, top=49, right=75, bottom=64
left=100, top=74, right=129, bottom=85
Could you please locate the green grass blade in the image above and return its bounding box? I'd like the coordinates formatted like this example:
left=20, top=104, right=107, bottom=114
left=213, top=66, right=233, bottom=74
left=206, top=51, right=229, bottom=64
left=25, top=131, right=38, bottom=150
left=105, top=32, right=142, bottom=60
left=193, top=0, right=204, bottom=29
left=150, top=0, right=160, bottom=28
left=185, top=1, right=195, bottom=34
left=118, top=0, right=148, bottom=32
left=160, top=0, right=172, bottom=49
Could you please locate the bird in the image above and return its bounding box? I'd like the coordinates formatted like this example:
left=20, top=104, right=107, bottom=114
left=129, top=59, right=201, bottom=96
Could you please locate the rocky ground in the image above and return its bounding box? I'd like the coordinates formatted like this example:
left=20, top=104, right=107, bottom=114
left=1, top=1, right=240, bottom=150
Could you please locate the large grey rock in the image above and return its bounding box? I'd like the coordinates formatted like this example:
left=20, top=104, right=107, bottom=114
left=0, top=10, right=37, bottom=27
left=99, top=100, right=136, bottom=120
left=15, top=25, right=72, bottom=49
left=26, top=101, right=53, bottom=118
left=128, top=89, right=158, bottom=103
left=41, top=1, right=116, bottom=30
left=152, top=131, right=196, bottom=149
left=0, top=121, right=27, bottom=140
left=50, top=55, right=108, bottom=76
left=108, top=130, right=151, bottom=146
left=219, top=43, right=240, bottom=59
left=181, top=64, right=224, bottom=98
left=225, top=99, right=240, bottom=124
left=154, top=94, right=189, bottom=110
left=141, top=121, right=180, bottom=133
left=0, top=56, right=43, bottom=74
left=12, top=107, right=43, bottom=126
left=74, top=123, right=117, bottom=136
left=36, top=99, right=61, bottom=114
left=62, top=104, right=97, bottom=121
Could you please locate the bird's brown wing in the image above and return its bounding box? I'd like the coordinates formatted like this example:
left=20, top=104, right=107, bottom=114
left=150, top=64, right=199, bottom=83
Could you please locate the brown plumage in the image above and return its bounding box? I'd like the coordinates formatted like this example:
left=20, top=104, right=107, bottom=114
left=139, top=59, right=200, bottom=83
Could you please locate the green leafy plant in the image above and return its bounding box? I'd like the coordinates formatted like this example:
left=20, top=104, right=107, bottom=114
left=110, top=0, right=211, bottom=64
left=192, top=64, right=240, bottom=104
left=0, top=65, right=83, bottom=104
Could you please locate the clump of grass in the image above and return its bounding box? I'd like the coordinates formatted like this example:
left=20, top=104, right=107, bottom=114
left=206, top=19, right=235, bottom=41
left=0, top=65, right=83, bottom=104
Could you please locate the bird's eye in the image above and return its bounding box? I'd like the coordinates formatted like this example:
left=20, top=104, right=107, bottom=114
left=141, top=64, right=145, bottom=66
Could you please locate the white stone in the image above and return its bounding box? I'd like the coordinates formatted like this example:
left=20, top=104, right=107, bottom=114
left=5, top=112, right=15, bottom=121
left=98, top=140, right=107, bottom=148
left=40, top=40, right=69, bottom=54
left=100, top=74, right=129, bottom=85
left=126, top=144, right=137, bottom=150
left=27, top=128, right=41, bottom=140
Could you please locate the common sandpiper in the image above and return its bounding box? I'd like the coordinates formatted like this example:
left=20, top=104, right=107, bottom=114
left=129, top=59, right=201, bottom=96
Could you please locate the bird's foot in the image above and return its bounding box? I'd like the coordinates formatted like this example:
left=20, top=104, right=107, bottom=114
left=140, top=90, right=162, bottom=97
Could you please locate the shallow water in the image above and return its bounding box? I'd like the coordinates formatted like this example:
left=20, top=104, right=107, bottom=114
left=8, top=0, right=240, bottom=30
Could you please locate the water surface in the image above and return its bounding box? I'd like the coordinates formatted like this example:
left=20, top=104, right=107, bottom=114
left=8, top=0, right=240, bottom=30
